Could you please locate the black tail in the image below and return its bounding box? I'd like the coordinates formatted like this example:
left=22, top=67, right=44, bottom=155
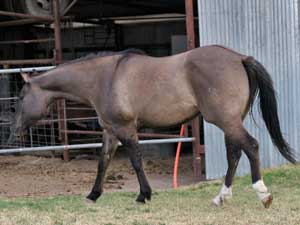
left=242, top=56, right=298, bottom=164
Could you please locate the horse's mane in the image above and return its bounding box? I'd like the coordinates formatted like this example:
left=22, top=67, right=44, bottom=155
left=60, top=48, right=146, bottom=67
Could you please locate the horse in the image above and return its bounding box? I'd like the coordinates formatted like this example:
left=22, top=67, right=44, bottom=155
left=8, top=46, right=297, bottom=208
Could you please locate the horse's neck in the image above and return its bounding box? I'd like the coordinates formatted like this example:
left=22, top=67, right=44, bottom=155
left=32, top=57, right=117, bottom=104
left=32, top=69, right=91, bottom=104
left=34, top=69, right=78, bottom=91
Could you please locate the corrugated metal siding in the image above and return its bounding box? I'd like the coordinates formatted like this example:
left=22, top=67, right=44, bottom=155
left=197, top=0, right=300, bottom=179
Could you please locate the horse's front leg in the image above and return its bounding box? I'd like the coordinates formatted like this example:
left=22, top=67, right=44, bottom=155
left=115, top=126, right=152, bottom=203
left=86, top=129, right=119, bottom=203
left=213, top=135, right=242, bottom=206
left=124, top=139, right=152, bottom=203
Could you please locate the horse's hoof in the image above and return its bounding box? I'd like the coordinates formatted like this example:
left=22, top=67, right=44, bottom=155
left=262, top=194, right=273, bottom=209
left=86, top=191, right=101, bottom=202
left=212, top=196, right=223, bottom=207
left=136, top=194, right=146, bottom=203
left=84, top=198, right=96, bottom=205
left=143, top=191, right=152, bottom=201
left=136, top=193, right=147, bottom=204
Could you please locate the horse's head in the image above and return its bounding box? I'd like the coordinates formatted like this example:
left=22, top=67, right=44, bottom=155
left=8, top=72, right=50, bottom=143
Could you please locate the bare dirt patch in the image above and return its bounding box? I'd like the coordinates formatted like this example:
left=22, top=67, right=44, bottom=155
left=0, top=154, right=194, bottom=198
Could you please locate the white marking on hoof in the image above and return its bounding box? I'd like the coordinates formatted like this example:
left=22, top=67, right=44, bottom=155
left=252, top=180, right=269, bottom=200
left=212, top=184, right=232, bottom=207
left=253, top=179, right=273, bottom=208
left=212, top=195, right=223, bottom=207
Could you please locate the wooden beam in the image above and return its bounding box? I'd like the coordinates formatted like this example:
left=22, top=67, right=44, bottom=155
left=185, top=0, right=203, bottom=182
left=0, top=10, right=52, bottom=21
left=0, top=19, right=47, bottom=27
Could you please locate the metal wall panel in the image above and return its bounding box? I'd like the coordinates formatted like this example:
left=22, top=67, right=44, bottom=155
left=197, top=0, right=300, bottom=179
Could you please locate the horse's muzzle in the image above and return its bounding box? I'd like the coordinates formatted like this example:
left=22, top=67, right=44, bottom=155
left=7, top=127, right=23, bottom=145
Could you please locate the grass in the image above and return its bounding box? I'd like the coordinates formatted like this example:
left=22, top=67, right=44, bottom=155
left=0, top=164, right=300, bottom=225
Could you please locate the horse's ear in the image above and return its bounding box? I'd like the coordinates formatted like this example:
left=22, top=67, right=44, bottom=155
left=20, top=72, right=32, bottom=83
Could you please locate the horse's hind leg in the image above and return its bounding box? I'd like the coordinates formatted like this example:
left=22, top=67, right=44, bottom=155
left=114, top=125, right=152, bottom=203
left=212, top=135, right=242, bottom=206
left=241, top=131, right=273, bottom=208
left=221, top=123, right=273, bottom=208
left=86, top=129, right=119, bottom=203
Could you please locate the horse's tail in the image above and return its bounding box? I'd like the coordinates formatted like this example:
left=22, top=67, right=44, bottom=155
left=242, top=56, right=298, bottom=164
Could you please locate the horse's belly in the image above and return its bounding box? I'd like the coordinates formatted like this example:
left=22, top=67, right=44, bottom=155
left=139, top=102, right=199, bottom=128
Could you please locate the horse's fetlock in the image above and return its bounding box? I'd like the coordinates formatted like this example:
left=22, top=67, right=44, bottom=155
left=136, top=195, right=146, bottom=203
left=136, top=189, right=152, bottom=203
left=143, top=191, right=151, bottom=201
left=142, top=187, right=152, bottom=200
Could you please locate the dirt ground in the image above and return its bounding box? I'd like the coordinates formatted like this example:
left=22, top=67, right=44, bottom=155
left=0, top=154, right=195, bottom=198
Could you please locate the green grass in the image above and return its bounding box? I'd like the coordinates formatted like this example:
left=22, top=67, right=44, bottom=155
left=1, top=164, right=300, bottom=225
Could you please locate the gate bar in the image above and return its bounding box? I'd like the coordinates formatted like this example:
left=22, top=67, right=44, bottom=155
left=0, top=137, right=195, bottom=154
left=0, top=66, right=55, bottom=74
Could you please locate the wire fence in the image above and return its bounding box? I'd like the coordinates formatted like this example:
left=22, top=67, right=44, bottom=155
left=0, top=72, right=61, bottom=149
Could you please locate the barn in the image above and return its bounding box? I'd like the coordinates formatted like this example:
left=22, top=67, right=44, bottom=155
left=0, top=0, right=299, bottom=184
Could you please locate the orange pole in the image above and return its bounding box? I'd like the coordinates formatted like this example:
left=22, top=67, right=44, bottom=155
left=173, top=124, right=185, bottom=188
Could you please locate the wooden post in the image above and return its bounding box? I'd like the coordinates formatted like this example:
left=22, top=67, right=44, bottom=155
left=53, top=0, right=69, bottom=161
left=185, top=0, right=203, bottom=181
